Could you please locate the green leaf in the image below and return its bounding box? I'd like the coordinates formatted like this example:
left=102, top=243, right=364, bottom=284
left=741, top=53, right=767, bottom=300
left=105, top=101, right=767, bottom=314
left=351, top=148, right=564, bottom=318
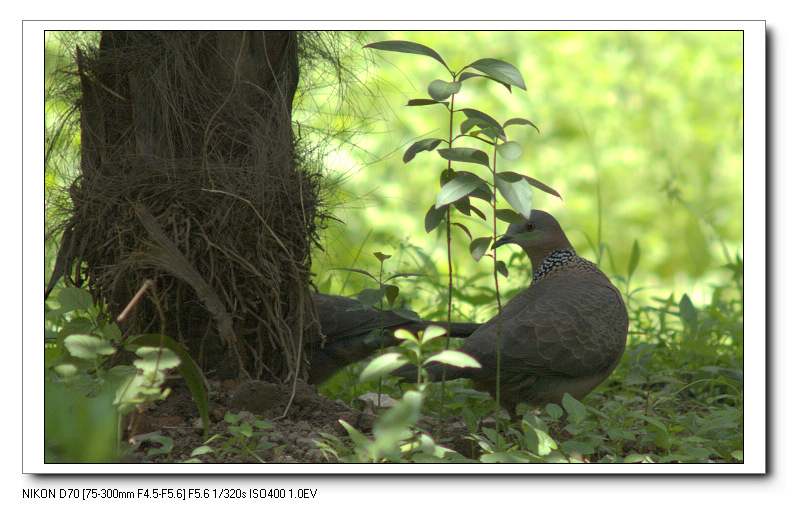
left=63, top=334, right=116, bottom=360
left=459, top=108, right=504, bottom=139
left=57, top=287, right=95, bottom=312
left=497, top=141, right=522, bottom=160
left=406, top=98, right=449, bottom=107
left=127, top=333, right=211, bottom=437
left=56, top=317, right=96, bottom=345
left=437, top=147, right=489, bottom=167
left=561, top=393, right=587, bottom=423
left=628, top=239, right=640, bottom=280
left=451, top=222, right=473, bottom=240
left=382, top=283, right=399, bottom=307
left=545, top=403, right=564, bottom=419
left=424, top=204, right=447, bottom=233
left=363, top=40, right=449, bottom=69
left=495, top=260, right=509, bottom=277
left=404, top=137, right=443, bottom=163
left=390, top=308, right=421, bottom=322
left=469, top=236, right=491, bottom=262
left=134, top=346, right=181, bottom=372
left=427, top=79, right=461, bottom=101
left=457, top=71, right=512, bottom=92
left=424, top=350, right=481, bottom=368
left=498, top=172, right=560, bottom=199
left=522, top=175, right=562, bottom=199
left=331, top=267, right=377, bottom=280
left=503, top=117, right=540, bottom=133
left=494, top=174, right=533, bottom=218
left=467, top=58, right=526, bottom=90
left=339, top=419, right=373, bottom=448
left=679, top=293, right=698, bottom=332
left=358, top=288, right=386, bottom=310
left=436, top=173, right=486, bottom=208
left=359, top=352, right=409, bottom=382
left=373, top=251, right=392, bottom=263
left=421, top=324, right=447, bottom=343
left=495, top=208, right=526, bottom=224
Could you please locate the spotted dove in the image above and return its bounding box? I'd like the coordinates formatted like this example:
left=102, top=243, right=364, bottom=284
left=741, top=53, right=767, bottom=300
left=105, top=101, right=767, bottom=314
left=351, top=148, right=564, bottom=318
left=397, top=210, right=629, bottom=417
left=306, top=292, right=481, bottom=384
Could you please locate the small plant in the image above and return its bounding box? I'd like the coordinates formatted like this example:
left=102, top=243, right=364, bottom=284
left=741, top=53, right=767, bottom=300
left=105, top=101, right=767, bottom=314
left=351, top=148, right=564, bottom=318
left=365, top=40, right=560, bottom=422
left=317, top=325, right=479, bottom=463
left=185, top=412, right=281, bottom=463
left=45, top=284, right=210, bottom=462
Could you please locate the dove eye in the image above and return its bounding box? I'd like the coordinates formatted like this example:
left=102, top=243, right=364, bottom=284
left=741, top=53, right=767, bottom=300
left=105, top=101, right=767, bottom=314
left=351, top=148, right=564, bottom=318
left=524, top=222, right=536, bottom=232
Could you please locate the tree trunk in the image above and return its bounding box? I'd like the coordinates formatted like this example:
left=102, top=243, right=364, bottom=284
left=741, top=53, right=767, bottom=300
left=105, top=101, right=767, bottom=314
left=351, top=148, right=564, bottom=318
left=62, top=30, right=320, bottom=381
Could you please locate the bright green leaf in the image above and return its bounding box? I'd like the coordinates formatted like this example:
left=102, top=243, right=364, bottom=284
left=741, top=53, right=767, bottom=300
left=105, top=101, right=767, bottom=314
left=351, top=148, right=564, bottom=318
left=64, top=334, right=116, bottom=360
left=359, top=352, right=409, bottom=383
left=424, top=350, right=481, bottom=368
left=421, top=324, right=447, bottom=343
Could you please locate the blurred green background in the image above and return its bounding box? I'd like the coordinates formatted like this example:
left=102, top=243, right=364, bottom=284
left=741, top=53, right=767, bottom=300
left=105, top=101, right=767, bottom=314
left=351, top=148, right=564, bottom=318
left=298, top=30, right=743, bottom=316
left=46, top=30, right=744, bottom=318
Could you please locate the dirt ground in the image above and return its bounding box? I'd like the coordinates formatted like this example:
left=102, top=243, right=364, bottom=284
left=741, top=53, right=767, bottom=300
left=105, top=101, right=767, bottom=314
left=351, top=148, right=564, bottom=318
left=125, top=378, right=477, bottom=464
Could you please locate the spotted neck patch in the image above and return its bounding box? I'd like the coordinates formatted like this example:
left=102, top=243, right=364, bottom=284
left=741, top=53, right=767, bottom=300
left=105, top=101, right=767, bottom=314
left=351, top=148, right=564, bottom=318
left=532, top=249, right=580, bottom=283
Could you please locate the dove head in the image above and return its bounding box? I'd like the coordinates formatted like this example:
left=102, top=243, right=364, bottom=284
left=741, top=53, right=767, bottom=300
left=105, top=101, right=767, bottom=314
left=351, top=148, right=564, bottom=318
left=491, top=210, right=575, bottom=270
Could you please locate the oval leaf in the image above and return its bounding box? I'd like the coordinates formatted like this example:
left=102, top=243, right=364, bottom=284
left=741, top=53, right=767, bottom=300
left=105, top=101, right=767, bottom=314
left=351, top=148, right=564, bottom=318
left=467, top=58, right=526, bottom=90
left=359, top=353, right=409, bottom=383
left=497, top=141, right=522, bottom=160
left=424, top=350, right=481, bottom=368
left=460, top=108, right=503, bottom=131
left=358, top=288, right=386, bottom=309
left=57, top=287, right=95, bottom=312
left=495, top=208, right=526, bottom=224
left=64, top=334, right=116, bottom=360
left=495, top=260, right=509, bottom=277
left=363, top=40, right=448, bottom=69
left=494, top=174, right=533, bottom=218
left=437, top=147, right=490, bottom=167
left=421, top=324, right=448, bottom=343
left=427, top=79, right=461, bottom=101
left=436, top=173, right=486, bottom=208
left=425, top=204, right=447, bottom=233
left=470, top=237, right=492, bottom=262
left=404, top=137, right=443, bottom=163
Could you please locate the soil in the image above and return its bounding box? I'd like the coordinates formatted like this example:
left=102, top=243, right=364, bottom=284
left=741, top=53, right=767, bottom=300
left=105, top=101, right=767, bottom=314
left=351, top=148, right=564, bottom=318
left=123, top=378, right=477, bottom=464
